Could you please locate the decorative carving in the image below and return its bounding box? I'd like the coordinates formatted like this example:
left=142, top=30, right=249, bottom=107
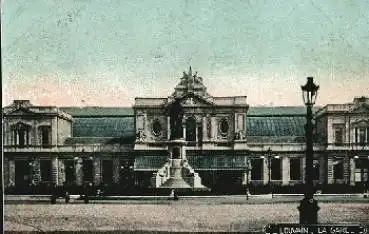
left=136, top=130, right=147, bottom=141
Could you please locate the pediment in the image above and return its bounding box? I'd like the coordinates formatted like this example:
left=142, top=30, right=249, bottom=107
left=5, top=107, right=36, bottom=116
left=178, top=93, right=214, bottom=107
left=351, top=103, right=369, bottom=113
left=351, top=119, right=369, bottom=127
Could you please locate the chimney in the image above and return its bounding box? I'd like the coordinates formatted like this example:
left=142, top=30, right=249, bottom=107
left=13, top=100, right=32, bottom=108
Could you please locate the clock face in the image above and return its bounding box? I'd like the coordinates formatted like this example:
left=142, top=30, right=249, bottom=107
left=152, top=119, right=162, bottom=136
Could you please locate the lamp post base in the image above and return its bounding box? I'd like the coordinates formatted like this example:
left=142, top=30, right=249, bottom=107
left=298, top=197, right=320, bottom=224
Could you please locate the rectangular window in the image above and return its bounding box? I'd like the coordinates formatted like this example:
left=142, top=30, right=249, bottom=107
left=39, top=126, right=51, bottom=147
left=359, top=128, right=366, bottom=145
left=333, top=160, right=344, bottom=180
left=64, top=160, right=76, bottom=184
left=251, top=159, right=263, bottom=180
left=367, top=127, right=369, bottom=144
left=40, top=160, right=52, bottom=182
left=334, top=127, right=344, bottom=145
left=102, top=160, right=113, bottom=184
left=355, top=128, right=358, bottom=143
left=83, top=160, right=94, bottom=183
left=290, top=158, right=301, bottom=180
left=271, top=158, right=282, bottom=180
left=14, top=130, right=29, bottom=147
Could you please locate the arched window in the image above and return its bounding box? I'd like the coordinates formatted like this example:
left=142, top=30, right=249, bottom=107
left=12, top=122, right=31, bottom=147
left=219, top=118, right=229, bottom=136
left=185, top=117, right=197, bottom=141
left=152, top=119, right=162, bottom=136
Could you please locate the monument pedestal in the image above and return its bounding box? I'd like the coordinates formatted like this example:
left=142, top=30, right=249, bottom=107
left=153, top=139, right=208, bottom=191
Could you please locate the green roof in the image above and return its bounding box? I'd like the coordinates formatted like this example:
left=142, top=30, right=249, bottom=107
left=246, top=116, right=306, bottom=137
left=247, top=106, right=321, bottom=116
left=60, top=107, right=134, bottom=116
left=64, top=136, right=136, bottom=145
left=72, top=117, right=135, bottom=138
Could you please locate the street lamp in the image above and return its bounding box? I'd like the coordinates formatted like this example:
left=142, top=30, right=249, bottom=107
left=245, top=159, right=252, bottom=200
left=261, top=147, right=275, bottom=197
left=298, top=77, right=320, bottom=224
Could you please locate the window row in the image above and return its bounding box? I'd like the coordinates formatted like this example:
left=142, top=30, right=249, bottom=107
left=10, top=123, right=51, bottom=147
left=250, top=158, right=319, bottom=181
left=334, top=126, right=369, bottom=145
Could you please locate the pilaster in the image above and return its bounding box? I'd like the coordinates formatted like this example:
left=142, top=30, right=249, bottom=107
left=300, top=157, right=305, bottom=183
left=282, top=157, right=290, bottom=185
left=327, top=157, right=334, bottom=184
left=9, top=159, right=15, bottom=186
left=4, top=157, right=9, bottom=186
left=211, top=116, right=217, bottom=140
left=113, top=157, right=120, bottom=183
left=343, top=156, right=350, bottom=184
left=51, top=157, right=58, bottom=185
left=58, top=159, right=65, bottom=186
left=319, top=156, right=325, bottom=184
left=75, top=159, right=83, bottom=186
left=202, top=116, right=208, bottom=141
left=263, top=158, right=269, bottom=185
left=33, top=159, right=41, bottom=184
left=350, top=158, right=355, bottom=186
left=93, top=158, right=101, bottom=185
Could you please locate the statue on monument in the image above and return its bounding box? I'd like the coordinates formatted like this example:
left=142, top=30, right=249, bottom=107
left=168, top=98, right=184, bottom=140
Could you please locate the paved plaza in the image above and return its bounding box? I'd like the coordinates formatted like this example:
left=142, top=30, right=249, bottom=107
left=4, top=196, right=369, bottom=233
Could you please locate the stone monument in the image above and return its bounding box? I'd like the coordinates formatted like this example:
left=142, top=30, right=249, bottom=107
left=157, top=98, right=207, bottom=191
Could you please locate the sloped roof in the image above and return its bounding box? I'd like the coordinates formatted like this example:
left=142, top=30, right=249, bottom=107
left=246, top=116, right=306, bottom=137
left=72, top=117, right=135, bottom=138
left=62, top=106, right=311, bottom=143
left=60, top=107, right=134, bottom=116
left=247, top=106, right=321, bottom=116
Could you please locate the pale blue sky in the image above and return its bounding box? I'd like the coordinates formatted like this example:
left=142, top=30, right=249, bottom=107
left=2, top=0, right=369, bottom=106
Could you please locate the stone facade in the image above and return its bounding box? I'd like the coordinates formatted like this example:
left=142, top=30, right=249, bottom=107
left=2, top=70, right=369, bottom=194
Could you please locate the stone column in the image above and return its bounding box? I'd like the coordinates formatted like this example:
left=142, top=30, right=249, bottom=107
left=319, top=156, right=326, bottom=185
left=93, top=158, right=101, bottom=185
left=300, top=157, right=305, bottom=183
left=182, top=118, right=186, bottom=139
left=350, top=158, right=356, bottom=186
left=51, top=157, right=58, bottom=185
left=263, top=158, right=269, bottom=185
left=51, top=117, right=58, bottom=146
left=282, top=157, right=290, bottom=185
left=167, top=116, right=170, bottom=140
left=9, top=159, right=15, bottom=186
left=343, top=157, right=350, bottom=184
left=211, top=116, right=217, bottom=140
left=113, top=157, right=120, bottom=184
left=327, top=157, right=334, bottom=184
left=33, top=159, right=41, bottom=184
left=75, top=159, right=83, bottom=186
left=4, top=157, right=9, bottom=186
left=58, top=159, right=65, bottom=186
left=202, top=116, right=208, bottom=141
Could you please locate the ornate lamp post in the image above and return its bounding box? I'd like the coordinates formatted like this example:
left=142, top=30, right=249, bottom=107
left=261, top=148, right=275, bottom=197
left=245, top=159, right=252, bottom=200
left=298, top=77, right=320, bottom=224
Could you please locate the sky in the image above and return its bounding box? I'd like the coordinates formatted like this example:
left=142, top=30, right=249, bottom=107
left=2, top=0, right=369, bottom=107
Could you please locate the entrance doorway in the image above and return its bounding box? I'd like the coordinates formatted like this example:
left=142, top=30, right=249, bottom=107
left=15, top=160, right=30, bottom=188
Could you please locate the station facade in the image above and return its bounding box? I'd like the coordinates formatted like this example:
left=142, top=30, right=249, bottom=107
left=3, top=68, right=369, bottom=194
